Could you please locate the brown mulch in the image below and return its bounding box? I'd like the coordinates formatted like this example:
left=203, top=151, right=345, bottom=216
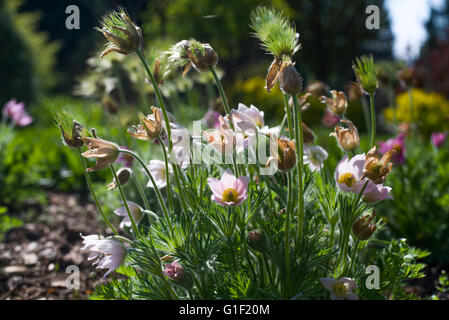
left=0, top=192, right=112, bottom=300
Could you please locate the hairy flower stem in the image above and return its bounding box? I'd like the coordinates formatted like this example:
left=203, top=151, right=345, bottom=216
left=284, top=94, right=294, bottom=140
left=78, top=150, right=118, bottom=235
left=285, top=171, right=293, bottom=291
left=291, top=94, right=305, bottom=255
left=209, top=67, right=240, bottom=177
left=156, top=137, right=175, bottom=212
left=369, top=93, right=376, bottom=148
left=135, top=49, right=173, bottom=151
left=132, top=174, right=150, bottom=210
left=361, top=96, right=371, bottom=135
left=111, top=165, right=140, bottom=237
left=118, top=149, right=172, bottom=231
left=209, top=67, right=233, bottom=130
left=172, top=163, right=190, bottom=214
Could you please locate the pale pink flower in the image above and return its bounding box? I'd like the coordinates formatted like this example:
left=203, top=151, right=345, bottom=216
left=163, top=260, right=185, bottom=281
left=207, top=169, right=249, bottom=206
left=202, top=126, right=236, bottom=155
left=335, top=154, right=392, bottom=203
left=431, top=132, right=446, bottom=148
left=80, top=234, right=127, bottom=278
left=114, top=201, right=143, bottom=229
left=145, top=160, right=173, bottom=189
left=303, top=145, right=328, bottom=171
left=320, top=277, right=358, bottom=300
left=2, top=99, right=33, bottom=127
left=231, top=103, right=265, bottom=132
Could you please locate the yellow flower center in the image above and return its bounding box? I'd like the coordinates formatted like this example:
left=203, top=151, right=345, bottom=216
left=333, top=282, right=347, bottom=297
left=338, top=172, right=356, bottom=187
left=222, top=188, right=238, bottom=203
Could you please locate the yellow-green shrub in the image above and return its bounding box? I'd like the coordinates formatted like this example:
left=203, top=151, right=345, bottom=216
left=384, top=89, right=449, bottom=136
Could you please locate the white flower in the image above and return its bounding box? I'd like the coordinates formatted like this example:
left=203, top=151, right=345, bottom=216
left=303, top=145, right=328, bottom=171
left=320, top=277, right=358, bottom=300
left=145, top=160, right=173, bottom=189
left=231, top=103, right=265, bottom=132
left=114, top=201, right=143, bottom=229
left=80, top=234, right=127, bottom=278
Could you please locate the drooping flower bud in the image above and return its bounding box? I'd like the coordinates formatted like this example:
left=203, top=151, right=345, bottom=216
left=330, top=120, right=360, bottom=152
left=181, top=40, right=218, bottom=72
left=267, top=136, right=296, bottom=172
left=81, top=137, right=120, bottom=172
left=278, top=61, right=303, bottom=95
left=141, top=107, right=163, bottom=139
left=107, top=167, right=133, bottom=190
left=302, top=122, right=316, bottom=143
left=99, top=9, right=143, bottom=58
left=361, top=146, right=395, bottom=184
left=320, top=90, right=348, bottom=116
left=352, top=211, right=377, bottom=240
left=163, top=260, right=185, bottom=281
left=248, top=230, right=264, bottom=251
left=59, top=120, right=85, bottom=149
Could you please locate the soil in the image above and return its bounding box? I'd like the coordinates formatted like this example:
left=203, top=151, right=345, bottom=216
left=0, top=192, right=110, bottom=300
left=0, top=192, right=447, bottom=300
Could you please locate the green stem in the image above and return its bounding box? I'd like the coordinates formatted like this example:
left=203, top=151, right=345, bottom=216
left=118, top=149, right=171, bottom=229
left=284, top=94, right=294, bottom=140
left=110, top=165, right=140, bottom=237
left=79, top=150, right=118, bottom=235
left=369, top=93, right=376, bottom=148
left=209, top=67, right=233, bottom=129
left=156, top=137, right=174, bottom=212
left=132, top=173, right=150, bottom=210
left=292, top=95, right=304, bottom=254
left=135, top=49, right=173, bottom=151
left=285, top=171, right=292, bottom=289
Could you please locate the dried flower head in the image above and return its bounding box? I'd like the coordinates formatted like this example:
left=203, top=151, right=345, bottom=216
left=320, top=90, right=348, bottom=116
left=278, top=61, right=303, bottom=95
left=361, top=146, right=394, bottom=184
left=81, top=137, right=120, bottom=172
left=352, top=210, right=377, bottom=240
left=353, top=55, right=378, bottom=95
left=330, top=120, right=360, bottom=152
left=167, top=39, right=218, bottom=74
left=250, top=7, right=301, bottom=93
left=306, top=81, right=329, bottom=97
left=98, top=8, right=142, bottom=58
left=267, top=136, right=297, bottom=172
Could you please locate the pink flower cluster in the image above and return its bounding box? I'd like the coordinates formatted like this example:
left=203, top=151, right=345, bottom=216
left=2, top=99, right=33, bottom=127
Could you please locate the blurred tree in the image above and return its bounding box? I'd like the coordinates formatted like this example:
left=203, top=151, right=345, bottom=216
left=141, top=0, right=393, bottom=88
left=0, top=0, right=59, bottom=105
left=416, top=0, right=449, bottom=96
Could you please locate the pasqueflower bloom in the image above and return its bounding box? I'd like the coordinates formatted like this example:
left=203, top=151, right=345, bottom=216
left=114, top=201, right=143, bottom=229
left=207, top=169, right=249, bottom=206
left=163, top=260, right=185, bottom=281
left=115, top=146, right=134, bottom=167
left=322, top=108, right=340, bottom=128
left=378, top=133, right=406, bottom=164
left=362, top=146, right=394, bottom=184
left=80, top=234, right=127, bottom=278
left=335, top=154, right=392, bottom=203
left=81, top=137, right=120, bottom=172
left=266, top=136, right=296, bottom=172
left=431, top=132, right=446, bottom=148
left=107, top=167, right=132, bottom=190
left=320, top=277, right=358, bottom=300
left=2, top=99, right=33, bottom=127
left=232, top=103, right=265, bottom=132
left=202, top=109, right=221, bottom=129
left=145, top=160, right=173, bottom=189
left=303, top=145, right=328, bottom=171
left=320, top=90, right=348, bottom=116
left=203, top=126, right=236, bottom=155
left=330, top=120, right=360, bottom=152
